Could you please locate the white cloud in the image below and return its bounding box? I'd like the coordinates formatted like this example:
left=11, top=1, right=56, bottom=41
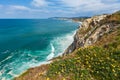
left=31, top=0, right=48, bottom=7
left=9, top=5, right=30, bottom=11
left=61, top=0, right=120, bottom=13
left=0, top=5, right=31, bottom=15
left=0, top=0, right=120, bottom=18
left=61, top=0, right=100, bottom=8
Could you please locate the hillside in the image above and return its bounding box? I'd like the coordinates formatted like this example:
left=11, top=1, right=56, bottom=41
left=15, top=11, right=120, bottom=80
left=50, top=17, right=90, bottom=22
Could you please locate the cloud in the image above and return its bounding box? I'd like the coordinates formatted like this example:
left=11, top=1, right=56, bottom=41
left=31, top=0, right=48, bottom=7
left=0, top=5, right=31, bottom=15
left=9, top=5, right=30, bottom=11
left=61, top=0, right=100, bottom=8
left=0, top=0, right=120, bottom=18
left=60, top=0, right=120, bottom=14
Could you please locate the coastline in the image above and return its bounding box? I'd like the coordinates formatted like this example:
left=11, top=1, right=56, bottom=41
left=13, top=15, right=93, bottom=79
left=15, top=11, right=120, bottom=80
left=0, top=19, right=79, bottom=80
left=15, top=14, right=107, bottom=79
left=13, top=23, right=80, bottom=80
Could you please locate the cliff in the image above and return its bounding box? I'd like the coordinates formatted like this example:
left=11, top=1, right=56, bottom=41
left=15, top=11, right=120, bottom=80
left=64, top=14, right=120, bottom=54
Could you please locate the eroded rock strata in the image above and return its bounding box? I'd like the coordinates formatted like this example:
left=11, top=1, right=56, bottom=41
left=64, top=14, right=119, bottom=54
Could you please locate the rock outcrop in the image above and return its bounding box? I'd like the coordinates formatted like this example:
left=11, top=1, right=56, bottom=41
left=64, top=14, right=119, bottom=54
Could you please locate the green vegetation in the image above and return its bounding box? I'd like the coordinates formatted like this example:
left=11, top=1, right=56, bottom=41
left=17, top=34, right=120, bottom=80
left=104, top=11, right=120, bottom=24
left=45, top=26, right=120, bottom=80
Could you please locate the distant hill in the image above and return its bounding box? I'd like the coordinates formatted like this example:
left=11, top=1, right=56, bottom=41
left=49, top=17, right=90, bottom=22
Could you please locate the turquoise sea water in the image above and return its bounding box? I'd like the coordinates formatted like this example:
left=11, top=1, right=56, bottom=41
left=0, top=19, right=78, bottom=80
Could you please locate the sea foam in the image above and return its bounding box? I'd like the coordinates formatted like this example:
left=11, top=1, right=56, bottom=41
left=0, top=19, right=78, bottom=80
left=46, top=43, right=55, bottom=60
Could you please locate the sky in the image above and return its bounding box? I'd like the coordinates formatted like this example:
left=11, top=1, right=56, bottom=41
left=0, top=0, right=120, bottom=18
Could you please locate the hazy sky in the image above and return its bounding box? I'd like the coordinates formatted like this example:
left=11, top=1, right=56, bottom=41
left=0, top=0, right=120, bottom=18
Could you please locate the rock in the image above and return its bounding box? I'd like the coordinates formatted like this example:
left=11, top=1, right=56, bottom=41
left=64, top=14, right=118, bottom=54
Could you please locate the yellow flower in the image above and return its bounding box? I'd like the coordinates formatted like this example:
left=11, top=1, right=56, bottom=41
left=112, top=59, right=114, bottom=61
left=107, top=57, right=110, bottom=60
left=86, top=61, right=89, bottom=64
left=61, top=69, right=64, bottom=72
left=97, top=71, right=99, bottom=73
left=47, top=77, right=50, bottom=80
left=114, top=73, right=117, bottom=76
left=77, top=60, right=80, bottom=63
left=94, top=54, right=96, bottom=57
left=112, top=69, right=115, bottom=72
left=63, top=78, right=66, bottom=80
left=55, top=72, right=58, bottom=74
left=99, top=60, right=102, bottom=62
left=58, top=72, right=61, bottom=74
left=88, top=65, right=91, bottom=68
left=111, top=64, right=115, bottom=68
left=80, top=74, right=83, bottom=77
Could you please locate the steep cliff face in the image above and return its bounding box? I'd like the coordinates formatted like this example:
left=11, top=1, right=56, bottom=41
left=64, top=14, right=119, bottom=54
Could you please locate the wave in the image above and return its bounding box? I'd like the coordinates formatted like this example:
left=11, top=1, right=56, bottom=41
left=0, top=30, right=76, bottom=80
left=51, top=30, right=76, bottom=56
left=46, top=43, right=55, bottom=60
left=0, top=55, right=12, bottom=65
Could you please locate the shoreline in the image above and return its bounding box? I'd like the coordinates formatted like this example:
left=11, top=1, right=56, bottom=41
left=13, top=24, right=80, bottom=80
left=15, top=11, right=120, bottom=80
left=0, top=19, right=79, bottom=80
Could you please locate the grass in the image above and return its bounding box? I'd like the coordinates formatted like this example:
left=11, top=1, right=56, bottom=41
left=46, top=46, right=120, bottom=80
left=40, top=26, right=120, bottom=80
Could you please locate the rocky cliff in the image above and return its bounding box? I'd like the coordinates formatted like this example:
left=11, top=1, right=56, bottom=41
left=64, top=13, right=120, bottom=54
left=15, top=11, right=120, bottom=80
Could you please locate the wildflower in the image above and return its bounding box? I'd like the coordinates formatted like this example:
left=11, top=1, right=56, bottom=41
left=55, top=72, right=58, bottom=74
left=94, top=53, right=96, bottom=57
left=80, top=74, right=83, bottom=77
left=77, top=60, right=80, bottom=63
left=61, top=69, right=64, bottom=73
left=99, top=60, right=102, bottom=62
left=114, top=73, right=117, bottom=76
left=96, top=71, right=99, bottom=73
left=88, top=65, right=91, bottom=68
left=111, top=64, right=115, bottom=68
left=112, top=59, right=115, bottom=62
left=47, top=77, right=50, bottom=80
left=86, top=61, right=89, bottom=64
left=112, top=69, right=115, bottom=72
left=63, top=78, right=66, bottom=80
left=58, top=72, right=61, bottom=74
left=107, top=57, right=110, bottom=60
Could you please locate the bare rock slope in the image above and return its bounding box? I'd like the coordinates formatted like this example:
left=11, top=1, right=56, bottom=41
left=64, top=13, right=120, bottom=54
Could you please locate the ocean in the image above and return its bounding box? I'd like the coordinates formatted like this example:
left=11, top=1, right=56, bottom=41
left=0, top=19, right=78, bottom=80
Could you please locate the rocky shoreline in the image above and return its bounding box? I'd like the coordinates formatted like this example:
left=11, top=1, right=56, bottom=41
left=15, top=11, right=120, bottom=80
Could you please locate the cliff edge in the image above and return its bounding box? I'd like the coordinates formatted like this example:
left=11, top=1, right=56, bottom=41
left=15, top=11, right=120, bottom=80
left=64, top=13, right=120, bottom=54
